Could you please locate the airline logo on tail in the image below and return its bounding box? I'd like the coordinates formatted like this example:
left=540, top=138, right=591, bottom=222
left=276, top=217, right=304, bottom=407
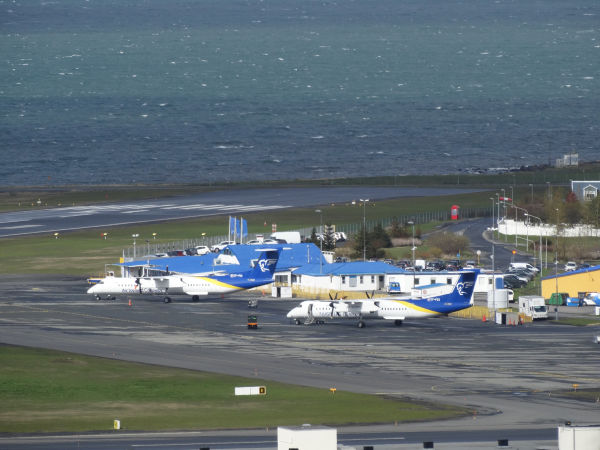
left=456, top=281, right=473, bottom=297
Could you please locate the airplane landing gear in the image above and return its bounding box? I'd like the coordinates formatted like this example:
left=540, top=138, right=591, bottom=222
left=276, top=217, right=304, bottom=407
left=357, top=320, right=366, bottom=328
left=163, top=297, right=172, bottom=303
left=192, top=295, right=199, bottom=302
left=394, top=319, right=403, bottom=326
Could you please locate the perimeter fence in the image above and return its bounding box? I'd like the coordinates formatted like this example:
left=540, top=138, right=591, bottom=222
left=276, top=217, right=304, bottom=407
left=123, top=206, right=491, bottom=260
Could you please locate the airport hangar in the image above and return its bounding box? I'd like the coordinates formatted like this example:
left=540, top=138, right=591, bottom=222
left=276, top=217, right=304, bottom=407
left=117, top=243, right=502, bottom=299
left=541, top=265, right=600, bottom=299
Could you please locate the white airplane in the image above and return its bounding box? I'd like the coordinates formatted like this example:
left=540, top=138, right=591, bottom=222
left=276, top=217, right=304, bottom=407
left=88, top=249, right=280, bottom=303
left=287, top=270, right=478, bottom=328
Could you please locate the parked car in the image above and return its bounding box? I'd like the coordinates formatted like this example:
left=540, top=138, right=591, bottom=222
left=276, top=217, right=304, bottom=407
left=509, top=267, right=536, bottom=281
left=582, top=293, right=600, bottom=306
left=193, top=245, right=211, bottom=255
left=564, top=261, right=578, bottom=271
left=503, top=274, right=527, bottom=288
left=210, top=241, right=235, bottom=252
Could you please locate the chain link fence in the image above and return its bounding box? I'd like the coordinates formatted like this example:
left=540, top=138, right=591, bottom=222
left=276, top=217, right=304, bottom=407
left=124, top=207, right=491, bottom=260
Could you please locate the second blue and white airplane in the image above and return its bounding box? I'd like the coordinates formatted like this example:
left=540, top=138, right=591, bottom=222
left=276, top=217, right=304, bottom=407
left=287, top=270, right=478, bottom=328
left=88, top=249, right=280, bottom=303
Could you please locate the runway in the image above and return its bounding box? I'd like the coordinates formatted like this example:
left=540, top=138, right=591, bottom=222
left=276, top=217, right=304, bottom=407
left=1, top=275, right=598, bottom=449
left=0, top=186, right=482, bottom=237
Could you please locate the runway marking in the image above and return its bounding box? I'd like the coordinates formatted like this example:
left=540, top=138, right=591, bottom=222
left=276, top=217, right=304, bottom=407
left=0, top=224, right=43, bottom=230
left=121, top=209, right=150, bottom=214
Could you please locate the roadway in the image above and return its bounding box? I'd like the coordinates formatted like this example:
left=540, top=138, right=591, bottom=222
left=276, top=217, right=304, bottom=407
left=0, top=186, right=482, bottom=238
left=1, top=275, right=598, bottom=449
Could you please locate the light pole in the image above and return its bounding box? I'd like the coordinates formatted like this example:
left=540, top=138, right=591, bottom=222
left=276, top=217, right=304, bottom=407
left=132, top=233, right=139, bottom=259
left=495, top=193, right=500, bottom=240
left=315, top=209, right=323, bottom=274
left=490, top=197, right=495, bottom=240
left=513, top=205, right=528, bottom=249
left=525, top=213, right=543, bottom=296
left=360, top=199, right=369, bottom=261
left=491, top=244, right=496, bottom=316
left=555, top=207, right=559, bottom=315
left=501, top=189, right=507, bottom=241
left=408, top=220, right=415, bottom=268
left=529, top=183, right=534, bottom=203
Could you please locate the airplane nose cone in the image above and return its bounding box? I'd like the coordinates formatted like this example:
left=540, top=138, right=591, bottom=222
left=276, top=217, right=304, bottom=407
left=286, top=308, right=298, bottom=318
left=87, top=285, right=96, bottom=294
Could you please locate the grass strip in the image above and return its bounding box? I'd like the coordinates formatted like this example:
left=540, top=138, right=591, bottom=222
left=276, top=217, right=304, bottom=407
left=549, top=317, right=600, bottom=326
left=0, top=190, right=493, bottom=276
left=0, top=345, right=466, bottom=433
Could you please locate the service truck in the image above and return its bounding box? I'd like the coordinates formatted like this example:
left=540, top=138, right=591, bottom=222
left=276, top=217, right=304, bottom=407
left=519, top=295, right=548, bottom=320
left=270, top=231, right=301, bottom=244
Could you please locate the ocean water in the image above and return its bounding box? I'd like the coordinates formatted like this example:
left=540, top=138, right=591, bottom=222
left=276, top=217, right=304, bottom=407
left=1, top=0, right=598, bottom=186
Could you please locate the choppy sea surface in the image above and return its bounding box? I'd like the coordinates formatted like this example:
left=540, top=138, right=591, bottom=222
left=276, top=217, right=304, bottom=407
left=1, top=0, right=598, bottom=186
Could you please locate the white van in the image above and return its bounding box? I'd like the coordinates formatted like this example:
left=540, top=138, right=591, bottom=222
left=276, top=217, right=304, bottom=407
left=509, top=262, right=539, bottom=273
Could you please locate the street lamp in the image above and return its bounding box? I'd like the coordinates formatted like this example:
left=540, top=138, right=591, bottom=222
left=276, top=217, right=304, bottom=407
left=360, top=199, right=369, bottom=261
left=407, top=220, right=415, bottom=269
left=525, top=213, right=543, bottom=296
left=529, top=183, right=534, bottom=203
left=490, top=197, right=495, bottom=239
left=132, top=233, right=139, bottom=259
left=501, top=189, right=507, bottom=242
left=315, top=209, right=323, bottom=274
left=513, top=205, right=528, bottom=249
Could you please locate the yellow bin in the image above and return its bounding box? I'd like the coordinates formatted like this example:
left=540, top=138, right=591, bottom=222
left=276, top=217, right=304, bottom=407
left=113, top=419, right=121, bottom=430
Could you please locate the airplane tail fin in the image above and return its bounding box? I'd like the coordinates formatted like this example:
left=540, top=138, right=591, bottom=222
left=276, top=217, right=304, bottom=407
left=251, top=248, right=281, bottom=279
left=449, top=270, right=478, bottom=304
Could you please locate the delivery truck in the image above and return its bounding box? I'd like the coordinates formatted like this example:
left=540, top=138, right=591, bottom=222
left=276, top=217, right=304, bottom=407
left=519, top=295, right=548, bottom=320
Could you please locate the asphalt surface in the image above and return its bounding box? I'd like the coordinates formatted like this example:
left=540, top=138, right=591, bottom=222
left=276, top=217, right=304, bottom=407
left=1, top=275, right=599, bottom=449
left=0, top=186, right=482, bottom=238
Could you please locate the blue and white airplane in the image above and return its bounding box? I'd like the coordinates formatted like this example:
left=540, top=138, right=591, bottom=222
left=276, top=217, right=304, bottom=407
left=287, top=270, right=479, bottom=328
left=88, top=249, right=280, bottom=303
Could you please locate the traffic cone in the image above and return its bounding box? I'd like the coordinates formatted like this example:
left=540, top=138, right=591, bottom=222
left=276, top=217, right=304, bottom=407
left=128, top=299, right=132, bottom=307
left=482, top=314, right=486, bottom=322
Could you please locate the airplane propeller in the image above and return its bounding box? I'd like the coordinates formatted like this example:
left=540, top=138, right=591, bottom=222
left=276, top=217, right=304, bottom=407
left=135, top=278, right=142, bottom=294
left=328, top=291, right=339, bottom=300
left=365, top=290, right=374, bottom=299
left=329, top=301, right=335, bottom=318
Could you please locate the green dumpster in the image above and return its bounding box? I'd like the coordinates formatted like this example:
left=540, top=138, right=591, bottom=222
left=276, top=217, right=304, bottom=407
left=548, top=292, right=569, bottom=306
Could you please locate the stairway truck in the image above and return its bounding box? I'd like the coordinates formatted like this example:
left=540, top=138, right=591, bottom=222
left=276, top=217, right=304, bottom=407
left=518, top=295, right=548, bottom=320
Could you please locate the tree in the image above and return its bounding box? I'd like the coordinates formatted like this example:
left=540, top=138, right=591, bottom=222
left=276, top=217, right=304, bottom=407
left=370, top=223, right=391, bottom=250
left=322, top=223, right=336, bottom=251
left=352, top=223, right=391, bottom=259
left=389, top=219, right=409, bottom=238
left=564, top=191, right=583, bottom=225
left=308, top=227, right=319, bottom=246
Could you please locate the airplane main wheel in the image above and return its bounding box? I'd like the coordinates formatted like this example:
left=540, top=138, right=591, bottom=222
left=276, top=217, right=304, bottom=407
left=357, top=321, right=366, bottom=328
left=294, top=319, right=301, bottom=325
left=394, top=320, right=403, bottom=326
left=192, top=295, right=199, bottom=302
left=164, top=297, right=171, bottom=303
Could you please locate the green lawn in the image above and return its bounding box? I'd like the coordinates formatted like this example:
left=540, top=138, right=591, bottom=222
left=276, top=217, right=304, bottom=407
left=0, top=345, right=466, bottom=433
